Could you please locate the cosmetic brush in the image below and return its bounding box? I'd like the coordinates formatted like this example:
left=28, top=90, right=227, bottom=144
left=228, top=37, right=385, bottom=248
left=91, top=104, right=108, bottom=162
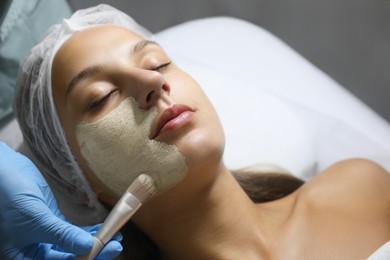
left=76, top=173, right=157, bottom=260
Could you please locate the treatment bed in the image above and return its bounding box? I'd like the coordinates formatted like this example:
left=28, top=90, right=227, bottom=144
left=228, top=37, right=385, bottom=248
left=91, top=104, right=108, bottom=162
left=1, top=3, right=389, bottom=257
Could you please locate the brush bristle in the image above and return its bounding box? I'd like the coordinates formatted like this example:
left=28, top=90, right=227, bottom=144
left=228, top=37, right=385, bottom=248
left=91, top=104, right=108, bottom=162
left=128, top=174, right=157, bottom=202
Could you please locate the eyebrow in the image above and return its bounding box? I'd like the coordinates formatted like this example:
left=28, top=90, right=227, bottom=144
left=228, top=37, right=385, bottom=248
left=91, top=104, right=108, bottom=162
left=65, top=40, right=159, bottom=97
left=132, top=40, right=159, bottom=54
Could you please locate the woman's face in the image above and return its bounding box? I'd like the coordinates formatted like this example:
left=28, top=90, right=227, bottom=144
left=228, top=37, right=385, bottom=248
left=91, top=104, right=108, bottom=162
left=51, top=25, right=225, bottom=201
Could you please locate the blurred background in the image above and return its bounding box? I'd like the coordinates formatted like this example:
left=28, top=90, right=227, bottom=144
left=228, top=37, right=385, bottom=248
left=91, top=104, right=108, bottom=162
left=67, top=0, right=390, bottom=122
left=1, top=0, right=389, bottom=123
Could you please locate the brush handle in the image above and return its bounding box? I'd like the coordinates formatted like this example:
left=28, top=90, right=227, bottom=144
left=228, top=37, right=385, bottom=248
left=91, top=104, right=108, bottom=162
left=97, top=192, right=141, bottom=244
left=75, top=192, right=141, bottom=259
left=75, top=237, right=104, bottom=260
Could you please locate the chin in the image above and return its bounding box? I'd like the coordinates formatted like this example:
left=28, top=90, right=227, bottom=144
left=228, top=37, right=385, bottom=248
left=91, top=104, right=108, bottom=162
left=176, top=127, right=225, bottom=171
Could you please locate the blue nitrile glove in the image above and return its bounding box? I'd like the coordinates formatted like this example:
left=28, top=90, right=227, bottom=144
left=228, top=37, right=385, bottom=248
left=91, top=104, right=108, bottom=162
left=0, top=142, right=123, bottom=259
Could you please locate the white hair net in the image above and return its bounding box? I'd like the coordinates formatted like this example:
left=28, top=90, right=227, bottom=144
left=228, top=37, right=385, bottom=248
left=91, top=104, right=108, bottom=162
left=13, top=4, right=154, bottom=224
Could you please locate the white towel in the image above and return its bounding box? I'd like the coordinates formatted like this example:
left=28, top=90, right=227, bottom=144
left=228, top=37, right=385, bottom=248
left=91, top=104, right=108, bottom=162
left=368, top=241, right=390, bottom=260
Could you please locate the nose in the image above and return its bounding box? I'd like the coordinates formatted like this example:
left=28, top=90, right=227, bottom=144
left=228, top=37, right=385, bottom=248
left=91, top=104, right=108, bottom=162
left=131, top=69, right=171, bottom=109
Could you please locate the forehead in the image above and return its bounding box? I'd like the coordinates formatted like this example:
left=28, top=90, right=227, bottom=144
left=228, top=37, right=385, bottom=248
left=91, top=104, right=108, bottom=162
left=53, top=25, right=143, bottom=66
left=51, top=25, right=144, bottom=97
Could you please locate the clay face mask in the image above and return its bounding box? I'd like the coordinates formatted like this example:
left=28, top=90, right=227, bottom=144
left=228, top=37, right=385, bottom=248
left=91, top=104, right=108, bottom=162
left=76, top=97, right=187, bottom=197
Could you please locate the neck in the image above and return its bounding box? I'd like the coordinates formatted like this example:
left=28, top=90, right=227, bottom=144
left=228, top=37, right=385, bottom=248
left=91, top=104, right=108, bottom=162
left=133, top=164, right=271, bottom=259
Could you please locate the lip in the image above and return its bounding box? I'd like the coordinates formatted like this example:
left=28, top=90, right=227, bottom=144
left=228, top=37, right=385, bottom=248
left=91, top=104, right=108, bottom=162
left=152, top=104, right=194, bottom=139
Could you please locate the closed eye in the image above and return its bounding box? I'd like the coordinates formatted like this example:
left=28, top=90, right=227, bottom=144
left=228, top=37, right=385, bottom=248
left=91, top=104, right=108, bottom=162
left=87, top=89, right=118, bottom=111
left=152, top=61, right=172, bottom=72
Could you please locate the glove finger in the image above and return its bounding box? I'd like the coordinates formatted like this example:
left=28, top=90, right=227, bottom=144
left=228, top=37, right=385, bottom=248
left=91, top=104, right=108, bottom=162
left=112, top=232, right=123, bottom=242
left=26, top=243, right=74, bottom=260
left=45, top=249, right=74, bottom=260
left=80, top=223, right=102, bottom=233
left=95, top=240, right=123, bottom=260
left=38, top=184, right=65, bottom=220
left=37, top=217, right=93, bottom=256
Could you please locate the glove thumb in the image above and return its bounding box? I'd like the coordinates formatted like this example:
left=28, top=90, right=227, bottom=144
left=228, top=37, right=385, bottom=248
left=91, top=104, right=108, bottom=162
left=41, top=218, right=94, bottom=256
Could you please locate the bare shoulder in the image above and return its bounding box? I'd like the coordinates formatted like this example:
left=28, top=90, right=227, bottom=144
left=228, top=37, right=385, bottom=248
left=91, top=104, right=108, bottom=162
left=278, top=159, right=390, bottom=259
left=298, top=158, right=390, bottom=212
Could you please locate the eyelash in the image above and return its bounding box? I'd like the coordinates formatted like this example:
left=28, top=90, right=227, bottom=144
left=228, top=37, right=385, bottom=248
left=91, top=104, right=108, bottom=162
left=152, top=61, right=172, bottom=72
left=88, top=89, right=118, bottom=111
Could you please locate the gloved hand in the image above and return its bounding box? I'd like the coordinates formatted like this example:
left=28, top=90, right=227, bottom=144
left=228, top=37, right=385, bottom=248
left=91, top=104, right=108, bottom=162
left=0, top=142, right=122, bottom=259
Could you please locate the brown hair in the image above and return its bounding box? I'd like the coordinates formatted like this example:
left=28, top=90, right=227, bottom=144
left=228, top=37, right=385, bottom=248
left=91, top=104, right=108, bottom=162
left=119, top=168, right=304, bottom=259
left=232, top=168, right=304, bottom=203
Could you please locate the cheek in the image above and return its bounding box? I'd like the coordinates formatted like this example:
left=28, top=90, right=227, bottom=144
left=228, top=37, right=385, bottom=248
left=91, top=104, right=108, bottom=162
left=181, top=128, right=224, bottom=166
left=59, top=113, right=112, bottom=195
left=169, top=73, right=226, bottom=167
left=75, top=97, right=188, bottom=197
left=174, top=105, right=226, bottom=172
left=168, top=69, right=203, bottom=98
